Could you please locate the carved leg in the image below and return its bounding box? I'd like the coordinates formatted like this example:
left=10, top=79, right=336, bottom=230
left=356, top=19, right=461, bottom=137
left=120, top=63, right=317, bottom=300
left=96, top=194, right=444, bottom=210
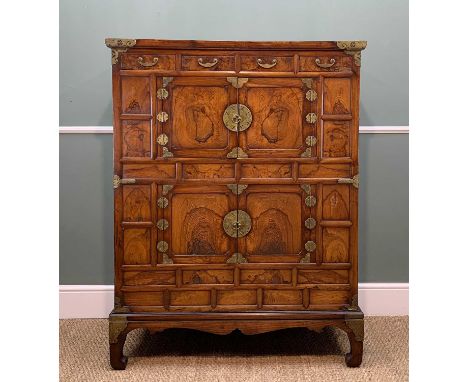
left=344, top=318, right=364, bottom=367
left=109, top=316, right=128, bottom=370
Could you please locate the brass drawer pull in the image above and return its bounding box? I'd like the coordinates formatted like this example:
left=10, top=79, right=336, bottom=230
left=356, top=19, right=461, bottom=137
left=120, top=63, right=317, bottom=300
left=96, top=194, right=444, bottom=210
left=315, top=58, right=336, bottom=68
left=197, top=58, right=219, bottom=68
left=257, top=58, right=277, bottom=69
left=137, top=56, right=159, bottom=67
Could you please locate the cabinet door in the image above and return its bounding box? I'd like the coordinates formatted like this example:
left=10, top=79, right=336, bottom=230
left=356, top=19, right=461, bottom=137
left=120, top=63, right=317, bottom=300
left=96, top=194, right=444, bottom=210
left=159, top=184, right=237, bottom=264
left=237, top=78, right=318, bottom=158
left=236, top=184, right=317, bottom=263
left=159, top=77, right=238, bottom=158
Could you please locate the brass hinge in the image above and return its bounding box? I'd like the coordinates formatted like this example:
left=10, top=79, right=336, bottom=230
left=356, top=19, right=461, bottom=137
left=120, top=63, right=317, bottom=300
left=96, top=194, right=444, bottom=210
left=113, top=175, right=136, bottom=189
left=337, top=174, right=359, bottom=189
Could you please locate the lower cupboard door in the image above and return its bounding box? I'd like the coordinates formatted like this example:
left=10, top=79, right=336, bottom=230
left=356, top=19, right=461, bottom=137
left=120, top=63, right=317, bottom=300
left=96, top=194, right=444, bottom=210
left=159, top=184, right=238, bottom=264
left=237, top=184, right=316, bottom=263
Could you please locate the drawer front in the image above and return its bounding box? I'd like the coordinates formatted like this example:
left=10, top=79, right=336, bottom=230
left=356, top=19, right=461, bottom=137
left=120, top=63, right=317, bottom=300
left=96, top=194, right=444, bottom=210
left=181, top=55, right=235, bottom=72
left=299, top=54, right=352, bottom=72
left=240, top=55, right=294, bottom=72
left=121, top=54, right=176, bottom=70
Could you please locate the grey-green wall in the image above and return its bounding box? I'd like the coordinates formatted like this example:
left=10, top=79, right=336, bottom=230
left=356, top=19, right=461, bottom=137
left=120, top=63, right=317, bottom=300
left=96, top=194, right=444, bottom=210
left=60, top=0, right=408, bottom=126
left=59, top=0, right=409, bottom=284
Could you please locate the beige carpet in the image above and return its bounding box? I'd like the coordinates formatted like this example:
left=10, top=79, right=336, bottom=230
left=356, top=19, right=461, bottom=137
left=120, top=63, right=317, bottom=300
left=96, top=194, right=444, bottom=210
left=60, top=317, right=408, bottom=382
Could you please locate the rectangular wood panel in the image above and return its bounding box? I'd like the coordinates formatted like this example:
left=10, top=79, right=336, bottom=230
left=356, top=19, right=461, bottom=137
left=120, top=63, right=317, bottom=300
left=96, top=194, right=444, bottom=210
left=123, top=228, right=151, bottom=265
left=121, top=120, right=152, bottom=158
left=121, top=76, right=151, bottom=114
left=122, top=185, right=152, bottom=222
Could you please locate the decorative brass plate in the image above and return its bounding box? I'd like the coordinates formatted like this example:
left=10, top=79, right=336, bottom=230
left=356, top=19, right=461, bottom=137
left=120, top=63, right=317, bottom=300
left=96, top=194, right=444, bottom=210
left=162, top=184, right=174, bottom=195
left=226, top=253, right=248, bottom=264
left=157, top=133, right=168, bottom=146
left=227, top=184, right=248, bottom=195
left=305, top=217, right=316, bottom=229
left=305, top=195, right=317, bottom=207
left=157, top=241, right=169, bottom=253
left=306, top=136, right=317, bottom=146
left=157, top=112, right=169, bottom=122
left=306, top=90, right=317, bottom=102
left=157, top=219, right=169, bottom=230
left=306, top=113, right=317, bottom=124
left=162, top=147, right=174, bottom=158
left=305, top=240, right=317, bottom=252
left=157, top=197, right=169, bottom=208
left=157, top=88, right=169, bottom=100
left=223, top=104, right=252, bottom=132
left=226, top=146, right=248, bottom=158
left=223, top=210, right=252, bottom=238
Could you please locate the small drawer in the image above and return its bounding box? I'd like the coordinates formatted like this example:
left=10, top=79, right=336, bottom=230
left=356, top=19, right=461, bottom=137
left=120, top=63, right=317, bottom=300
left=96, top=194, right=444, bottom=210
left=121, top=54, right=176, bottom=70
left=240, top=55, right=294, bottom=72
left=299, top=54, right=352, bottom=72
left=181, top=55, right=235, bottom=71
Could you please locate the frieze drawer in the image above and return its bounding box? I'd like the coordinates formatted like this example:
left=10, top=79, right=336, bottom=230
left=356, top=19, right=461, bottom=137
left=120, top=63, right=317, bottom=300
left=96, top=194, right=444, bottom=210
left=181, top=55, right=235, bottom=71
left=121, top=54, right=176, bottom=70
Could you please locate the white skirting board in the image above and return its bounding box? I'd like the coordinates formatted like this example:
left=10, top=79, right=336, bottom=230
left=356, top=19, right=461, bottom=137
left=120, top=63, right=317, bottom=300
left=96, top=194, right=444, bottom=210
left=59, top=126, right=409, bottom=134
left=59, top=283, right=408, bottom=319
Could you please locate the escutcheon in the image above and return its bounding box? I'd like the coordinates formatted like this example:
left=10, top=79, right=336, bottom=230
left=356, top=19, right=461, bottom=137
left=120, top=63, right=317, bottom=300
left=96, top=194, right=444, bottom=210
left=223, top=210, right=252, bottom=238
left=223, top=104, right=252, bottom=132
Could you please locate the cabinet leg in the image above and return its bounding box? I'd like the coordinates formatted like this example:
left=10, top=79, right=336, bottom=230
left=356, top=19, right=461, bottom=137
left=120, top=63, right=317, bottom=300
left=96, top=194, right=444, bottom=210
left=344, top=318, right=364, bottom=367
left=109, top=316, right=128, bottom=370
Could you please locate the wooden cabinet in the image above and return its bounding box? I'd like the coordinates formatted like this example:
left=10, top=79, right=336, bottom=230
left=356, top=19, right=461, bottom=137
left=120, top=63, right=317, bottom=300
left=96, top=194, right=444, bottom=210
left=106, top=39, right=366, bottom=369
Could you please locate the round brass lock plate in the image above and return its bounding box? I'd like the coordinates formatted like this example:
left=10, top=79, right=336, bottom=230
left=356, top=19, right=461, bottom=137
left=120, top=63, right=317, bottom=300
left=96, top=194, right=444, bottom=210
left=305, top=240, right=317, bottom=252
left=223, top=104, right=252, bottom=132
left=157, top=197, right=169, bottom=208
left=157, top=219, right=169, bottom=230
left=157, top=241, right=169, bottom=253
left=223, top=210, right=252, bottom=238
left=306, top=89, right=317, bottom=102
left=305, top=135, right=317, bottom=147
left=157, top=88, right=169, bottom=100
left=157, top=111, right=169, bottom=122
left=305, top=195, right=317, bottom=207
left=157, top=133, right=169, bottom=146
left=304, top=217, right=316, bottom=229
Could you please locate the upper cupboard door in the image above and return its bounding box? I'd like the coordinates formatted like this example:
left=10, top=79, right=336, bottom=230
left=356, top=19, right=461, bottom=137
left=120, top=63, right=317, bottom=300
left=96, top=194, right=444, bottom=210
left=159, top=77, right=238, bottom=158
left=236, top=78, right=318, bottom=158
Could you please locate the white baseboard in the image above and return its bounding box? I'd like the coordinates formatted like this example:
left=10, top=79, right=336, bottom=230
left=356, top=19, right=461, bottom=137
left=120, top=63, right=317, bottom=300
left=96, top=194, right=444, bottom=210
left=59, top=126, right=409, bottom=134
left=59, top=283, right=408, bottom=319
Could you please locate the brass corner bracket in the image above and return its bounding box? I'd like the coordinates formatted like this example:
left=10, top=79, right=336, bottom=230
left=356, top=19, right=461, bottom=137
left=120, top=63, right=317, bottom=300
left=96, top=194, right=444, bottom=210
left=344, top=318, right=364, bottom=342
left=337, top=174, right=359, bottom=189
left=109, top=315, right=128, bottom=344
left=162, top=253, right=173, bottom=264
left=336, top=41, right=367, bottom=67
left=227, top=147, right=248, bottom=158
left=105, top=39, right=137, bottom=65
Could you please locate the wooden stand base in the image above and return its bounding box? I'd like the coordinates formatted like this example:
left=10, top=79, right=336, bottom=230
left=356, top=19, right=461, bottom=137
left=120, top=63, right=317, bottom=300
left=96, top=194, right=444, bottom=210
left=109, top=309, right=364, bottom=370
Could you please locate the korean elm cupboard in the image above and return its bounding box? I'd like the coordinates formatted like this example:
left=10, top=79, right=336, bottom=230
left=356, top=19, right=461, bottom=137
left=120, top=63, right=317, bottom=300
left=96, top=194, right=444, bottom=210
left=106, top=39, right=367, bottom=369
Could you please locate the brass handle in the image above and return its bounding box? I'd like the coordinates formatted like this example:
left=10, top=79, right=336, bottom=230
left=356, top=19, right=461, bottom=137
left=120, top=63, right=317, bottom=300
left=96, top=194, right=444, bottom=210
left=197, top=58, right=219, bottom=68
left=137, top=56, right=159, bottom=67
left=257, top=58, right=277, bottom=69
left=315, top=58, right=336, bottom=68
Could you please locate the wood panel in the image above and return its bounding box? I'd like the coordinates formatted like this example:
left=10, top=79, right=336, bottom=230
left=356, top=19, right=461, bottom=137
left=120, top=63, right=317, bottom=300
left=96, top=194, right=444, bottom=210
left=322, top=185, right=350, bottom=220
left=217, top=290, right=257, bottom=305
left=238, top=78, right=314, bottom=158
left=120, top=76, right=151, bottom=114
left=181, top=55, right=235, bottom=72
left=123, top=228, right=151, bottom=265
left=240, top=269, right=292, bottom=284
left=263, top=290, right=303, bottom=305
left=322, top=121, right=351, bottom=158
left=123, top=271, right=176, bottom=286
left=164, top=184, right=236, bottom=264
left=121, top=120, right=152, bottom=158
left=298, top=270, right=349, bottom=284
left=122, top=185, right=152, bottom=222
left=238, top=185, right=308, bottom=260
left=182, top=270, right=233, bottom=285
left=323, top=78, right=352, bottom=115
left=322, top=227, right=350, bottom=263
left=164, top=77, right=237, bottom=158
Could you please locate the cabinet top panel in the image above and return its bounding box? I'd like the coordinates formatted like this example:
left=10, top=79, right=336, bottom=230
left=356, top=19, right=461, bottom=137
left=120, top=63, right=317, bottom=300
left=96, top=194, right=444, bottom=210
left=105, top=39, right=367, bottom=52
